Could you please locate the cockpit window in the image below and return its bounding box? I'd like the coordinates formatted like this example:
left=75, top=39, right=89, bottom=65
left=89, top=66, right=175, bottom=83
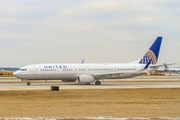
left=19, top=69, right=27, bottom=71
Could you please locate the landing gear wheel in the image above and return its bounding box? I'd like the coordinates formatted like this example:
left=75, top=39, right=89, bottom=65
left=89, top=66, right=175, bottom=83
left=95, top=81, right=101, bottom=85
left=85, top=83, right=90, bottom=85
left=27, top=82, right=31, bottom=86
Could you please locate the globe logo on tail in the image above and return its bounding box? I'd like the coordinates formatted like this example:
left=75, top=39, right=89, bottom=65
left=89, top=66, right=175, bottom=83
left=139, top=50, right=157, bottom=64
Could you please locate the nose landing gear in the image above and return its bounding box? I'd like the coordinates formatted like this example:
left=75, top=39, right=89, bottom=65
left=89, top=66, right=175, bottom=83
left=27, top=82, right=31, bottom=86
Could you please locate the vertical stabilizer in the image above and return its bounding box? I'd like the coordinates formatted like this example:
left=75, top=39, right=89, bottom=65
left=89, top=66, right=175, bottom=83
left=139, top=37, right=162, bottom=64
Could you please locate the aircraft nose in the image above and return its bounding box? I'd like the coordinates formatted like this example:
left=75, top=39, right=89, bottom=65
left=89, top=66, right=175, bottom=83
left=13, top=71, right=20, bottom=77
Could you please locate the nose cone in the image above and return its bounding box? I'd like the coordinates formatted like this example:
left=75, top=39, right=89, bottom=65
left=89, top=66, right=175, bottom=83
left=13, top=71, right=20, bottom=78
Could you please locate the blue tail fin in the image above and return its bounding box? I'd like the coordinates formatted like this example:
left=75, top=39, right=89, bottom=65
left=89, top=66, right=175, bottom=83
left=139, top=37, right=162, bottom=64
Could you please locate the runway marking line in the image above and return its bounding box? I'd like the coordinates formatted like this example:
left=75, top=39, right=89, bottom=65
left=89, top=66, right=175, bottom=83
left=8, top=87, right=25, bottom=90
left=80, top=86, right=88, bottom=89
left=30, top=87, right=36, bottom=89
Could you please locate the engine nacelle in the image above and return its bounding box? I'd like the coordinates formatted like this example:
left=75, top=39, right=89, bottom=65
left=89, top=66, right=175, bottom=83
left=78, top=75, right=95, bottom=83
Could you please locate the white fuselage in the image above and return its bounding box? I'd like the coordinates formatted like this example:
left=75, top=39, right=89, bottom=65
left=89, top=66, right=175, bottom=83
left=13, top=63, right=157, bottom=82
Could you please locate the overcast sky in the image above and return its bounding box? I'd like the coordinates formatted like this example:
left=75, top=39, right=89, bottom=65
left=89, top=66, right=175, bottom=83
left=0, top=0, right=179, bottom=67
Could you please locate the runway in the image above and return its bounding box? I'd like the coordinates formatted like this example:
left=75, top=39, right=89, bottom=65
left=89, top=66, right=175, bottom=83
left=0, top=75, right=180, bottom=90
left=1, top=81, right=180, bottom=90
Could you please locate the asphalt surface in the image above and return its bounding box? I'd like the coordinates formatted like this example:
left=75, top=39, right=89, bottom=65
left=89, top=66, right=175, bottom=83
left=1, top=81, right=180, bottom=90
left=0, top=75, right=180, bottom=90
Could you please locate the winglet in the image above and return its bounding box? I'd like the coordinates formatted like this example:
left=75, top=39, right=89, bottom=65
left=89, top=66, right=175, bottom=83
left=164, top=63, right=168, bottom=70
left=81, top=59, right=84, bottom=64
left=140, top=60, right=152, bottom=71
left=144, top=60, right=151, bottom=69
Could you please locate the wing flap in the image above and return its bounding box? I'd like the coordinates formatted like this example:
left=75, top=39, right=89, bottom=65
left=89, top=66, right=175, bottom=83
left=93, top=71, right=147, bottom=78
left=93, top=72, right=123, bottom=79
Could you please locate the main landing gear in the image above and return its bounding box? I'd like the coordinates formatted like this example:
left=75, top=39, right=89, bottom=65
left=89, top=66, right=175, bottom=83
left=27, top=82, right=31, bottom=86
left=95, top=80, right=101, bottom=85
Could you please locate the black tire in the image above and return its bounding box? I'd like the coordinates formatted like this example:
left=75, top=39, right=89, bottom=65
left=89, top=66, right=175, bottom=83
left=98, top=81, right=101, bottom=85
left=27, top=82, right=31, bottom=86
left=95, top=81, right=101, bottom=85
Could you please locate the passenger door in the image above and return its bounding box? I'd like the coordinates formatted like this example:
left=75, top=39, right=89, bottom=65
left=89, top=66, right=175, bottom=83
left=33, top=66, right=37, bottom=74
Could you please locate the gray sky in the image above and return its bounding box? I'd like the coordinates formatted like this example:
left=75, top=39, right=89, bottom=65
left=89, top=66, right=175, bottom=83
left=0, top=0, right=179, bottom=67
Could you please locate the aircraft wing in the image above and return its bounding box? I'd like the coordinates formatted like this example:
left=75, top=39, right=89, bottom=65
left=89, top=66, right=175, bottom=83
left=150, top=63, right=177, bottom=68
left=93, top=61, right=151, bottom=79
left=93, top=71, right=147, bottom=79
left=93, top=71, right=123, bottom=77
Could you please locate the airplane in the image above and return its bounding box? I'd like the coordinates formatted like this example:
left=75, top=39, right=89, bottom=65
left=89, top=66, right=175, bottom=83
left=163, top=63, right=180, bottom=73
left=155, top=63, right=179, bottom=73
left=14, top=36, right=165, bottom=86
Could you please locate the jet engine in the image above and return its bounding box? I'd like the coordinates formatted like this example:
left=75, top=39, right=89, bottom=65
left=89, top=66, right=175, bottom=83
left=78, top=75, right=95, bottom=84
